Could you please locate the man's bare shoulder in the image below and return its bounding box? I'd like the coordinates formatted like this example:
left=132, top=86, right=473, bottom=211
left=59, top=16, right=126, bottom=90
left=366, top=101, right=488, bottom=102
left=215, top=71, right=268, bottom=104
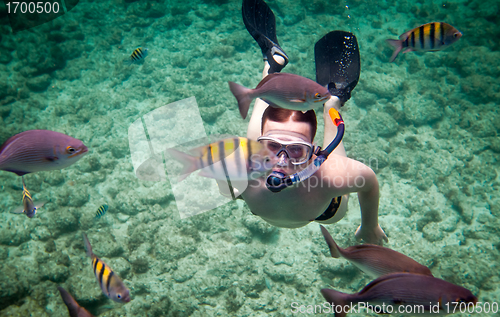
left=320, top=154, right=372, bottom=175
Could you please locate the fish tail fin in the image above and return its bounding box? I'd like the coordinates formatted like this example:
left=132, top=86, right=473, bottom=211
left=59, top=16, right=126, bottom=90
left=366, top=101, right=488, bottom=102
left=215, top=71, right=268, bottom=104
left=321, top=288, right=349, bottom=317
left=82, top=232, right=93, bottom=258
left=167, top=148, right=198, bottom=181
left=57, top=286, right=81, bottom=317
left=320, top=225, right=341, bottom=258
left=228, top=81, right=253, bottom=119
left=10, top=206, right=25, bottom=214
left=386, top=39, right=403, bottom=62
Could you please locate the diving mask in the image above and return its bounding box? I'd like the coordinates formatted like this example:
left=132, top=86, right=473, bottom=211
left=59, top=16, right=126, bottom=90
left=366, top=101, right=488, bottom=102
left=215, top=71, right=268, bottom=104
left=257, top=135, right=315, bottom=165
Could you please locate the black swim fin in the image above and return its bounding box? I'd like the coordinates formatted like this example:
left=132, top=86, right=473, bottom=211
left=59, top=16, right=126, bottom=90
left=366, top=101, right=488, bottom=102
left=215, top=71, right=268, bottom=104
left=242, top=0, right=288, bottom=73
left=315, top=31, right=360, bottom=104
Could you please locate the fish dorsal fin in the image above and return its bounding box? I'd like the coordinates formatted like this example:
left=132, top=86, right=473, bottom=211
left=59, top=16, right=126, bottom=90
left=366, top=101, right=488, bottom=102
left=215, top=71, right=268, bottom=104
left=255, top=73, right=281, bottom=89
left=357, top=273, right=407, bottom=295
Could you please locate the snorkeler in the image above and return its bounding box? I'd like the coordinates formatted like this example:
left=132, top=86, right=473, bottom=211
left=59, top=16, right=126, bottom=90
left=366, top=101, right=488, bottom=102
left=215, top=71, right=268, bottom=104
left=221, top=0, right=387, bottom=245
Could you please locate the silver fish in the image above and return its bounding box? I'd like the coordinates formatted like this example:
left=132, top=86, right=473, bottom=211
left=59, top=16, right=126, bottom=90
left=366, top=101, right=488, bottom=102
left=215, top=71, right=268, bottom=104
left=168, top=136, right=278, bottom=181
left=321, top=273, right=477, bottom=317
left=57, top=286, right=95, bottom=317
left=228, top=73, right=331, bottom=119
left=82, top=233, right=131, bottom=303
left=387, top=22, right=462, bottom=62
left=11, top=177, right=45, bottom=218
left=0, top=130, right=88, bottom=176
left=320, top=225, right=432, bottom=278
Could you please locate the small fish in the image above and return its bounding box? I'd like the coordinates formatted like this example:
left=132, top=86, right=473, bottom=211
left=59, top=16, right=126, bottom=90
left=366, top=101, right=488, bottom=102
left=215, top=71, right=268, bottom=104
left=11, top=177, right=45, bottom=218
left=168, top=136, right=279, bottom=181
left=0, top=130, right=88, bottom=176
left=228, top=73, right=331, bottom=119
left=387, top=22, right=462, bottom=62
left=57, top=286, right=95, bottom=317
left=94, top=204, right=108, bottom=219
left=126, top=47, right=148, bottom=65
left=320, top=225, right=432, bottom=278
left=82, top=232, right=131, bottom=303
left=321, top=273, right=477, bottom=317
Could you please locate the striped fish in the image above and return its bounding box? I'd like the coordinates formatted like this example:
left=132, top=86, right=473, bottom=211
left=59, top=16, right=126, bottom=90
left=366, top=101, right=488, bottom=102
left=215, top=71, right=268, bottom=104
left=126, top=47, right=148, bottom=65
left=57, top=286, right=95, bottom=317
left=387, top=22, right=462, bottom=62
left=82, top=232, right=130, bottom=303
left=94, top=204, right=108, bottom=219
left=0, top=130, right=88, bottom=176
left=168, top=136, right=279, bottom=181
left=11, top=177, right=45, bottom=218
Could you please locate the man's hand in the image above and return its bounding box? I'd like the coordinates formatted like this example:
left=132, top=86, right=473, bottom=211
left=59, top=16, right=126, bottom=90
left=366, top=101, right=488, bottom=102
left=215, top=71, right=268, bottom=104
left=355, top=224, right=388, bottom=245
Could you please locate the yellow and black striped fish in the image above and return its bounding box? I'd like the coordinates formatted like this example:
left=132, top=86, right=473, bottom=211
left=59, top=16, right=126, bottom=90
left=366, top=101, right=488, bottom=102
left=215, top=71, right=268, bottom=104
left=11, top=177, right=45, bottom=218
left=82, top=232, right=130, bottom=303
left=168, top=136, right=279, bottom=181
left=94, top=204, right=108, bottom=219
left=127, top=47, right=148, bottom=65
left=387, top=22, right=462, bottom=62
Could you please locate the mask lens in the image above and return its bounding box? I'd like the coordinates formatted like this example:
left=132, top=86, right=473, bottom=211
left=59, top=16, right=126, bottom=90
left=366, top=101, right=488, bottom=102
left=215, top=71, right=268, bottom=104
left=266, top=141, right=282, bottom=153
left=287, top=144, right=306, bottom=159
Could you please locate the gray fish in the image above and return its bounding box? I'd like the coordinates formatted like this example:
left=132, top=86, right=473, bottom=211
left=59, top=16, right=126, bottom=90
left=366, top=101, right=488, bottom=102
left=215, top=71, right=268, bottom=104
left=320, top=225, right=432, bottom=278
left=57, top=286, right=95, bottom=317
left=321, top=273, right=477, bottom=317
left=0, top=130, right=88, bottom=176
left=228, top=73, right=331, bottom=119
left=11, top=177, right=45, bottom=218
left=82, top=233, right=131, bottom=303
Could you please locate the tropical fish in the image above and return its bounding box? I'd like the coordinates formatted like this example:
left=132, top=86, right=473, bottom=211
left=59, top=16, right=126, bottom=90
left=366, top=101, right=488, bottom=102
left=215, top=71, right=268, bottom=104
left=82, top=232, right=130, bottom=303
left=228, top=73, right=331, bottom=119
left=126, top=47, right=148, bottom=64
left=387, top=22, right=462, bottom=62
left=0, top=130, right=88, bottom=176
left=10, top=177, right=45, bottom=218
left=57, top=286, right=95, bottom=317
left=94, top=204, right=108, bottom=219
left=320, top=225, right=432, bottom=278
left=167, top=136, right=279, bottom=181
left=321, top=273, right=477, bottom=317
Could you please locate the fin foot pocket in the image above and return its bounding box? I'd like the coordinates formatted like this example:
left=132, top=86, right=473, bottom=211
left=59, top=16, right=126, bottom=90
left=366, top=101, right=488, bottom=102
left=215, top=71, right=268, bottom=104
left=242, top=0, right=289, bottom=73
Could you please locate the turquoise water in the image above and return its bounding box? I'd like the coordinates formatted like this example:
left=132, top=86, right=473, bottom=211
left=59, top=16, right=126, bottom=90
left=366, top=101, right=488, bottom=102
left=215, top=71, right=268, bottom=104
left=0, top=0, right=499, bottom=316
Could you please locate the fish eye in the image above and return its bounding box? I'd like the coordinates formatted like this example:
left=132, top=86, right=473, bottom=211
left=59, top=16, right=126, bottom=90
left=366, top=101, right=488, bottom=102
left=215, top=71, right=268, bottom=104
left=66, top=146, right=75, bottom=153
left=314, top=93, right=322, bottom=99
left=117, top=294, right=122, bottom=299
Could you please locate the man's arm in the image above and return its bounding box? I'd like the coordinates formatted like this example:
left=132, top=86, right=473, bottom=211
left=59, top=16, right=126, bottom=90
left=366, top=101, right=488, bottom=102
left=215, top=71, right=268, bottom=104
left=354, top=166, right=388, bottom=245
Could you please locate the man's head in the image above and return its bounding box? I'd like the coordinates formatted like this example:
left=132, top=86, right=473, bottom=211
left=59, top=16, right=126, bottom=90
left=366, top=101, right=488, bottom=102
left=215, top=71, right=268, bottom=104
left=261, top=107, right=317, bottom=142
left=260, top=107, right=317, bottom=174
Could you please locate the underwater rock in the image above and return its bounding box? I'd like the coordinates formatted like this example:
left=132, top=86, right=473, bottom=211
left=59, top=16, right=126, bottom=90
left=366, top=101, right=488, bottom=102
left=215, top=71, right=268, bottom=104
left=26, top=74, right=51, bottom=92
left=172, top=265, right=196, bottom=283
left=359, top=111, right=398, bottom=137
left=353, top=90, right=377, bottom=108
left=422, top=222, right=445, bottom=242
left=39, top=263, right=69, bottom=283
left=0, top=48, right=12, bottom=64
left=242, top=215, right=279, bottom=241
left=225, top=287, right=245, bottom=313
left=403, top=95, right=444, bottom=126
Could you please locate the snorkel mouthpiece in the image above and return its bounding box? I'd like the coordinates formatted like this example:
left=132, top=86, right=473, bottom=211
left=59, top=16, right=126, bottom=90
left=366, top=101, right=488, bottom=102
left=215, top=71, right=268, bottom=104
left=265, top=109, right=344, bottom=193
left=266, top=171, right=293, bottom=192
